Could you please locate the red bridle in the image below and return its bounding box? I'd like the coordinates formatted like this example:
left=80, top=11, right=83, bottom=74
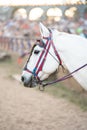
left=24, top=32, right=62, bottom=81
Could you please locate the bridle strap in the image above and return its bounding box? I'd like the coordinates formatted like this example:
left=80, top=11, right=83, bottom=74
left=51, top=40, right=62, bottom=65
left=24, top=35, right=51, bottom=79
left=43, top=33, right=62, bottom=65
left=34, top=37, right=50, bottom=75
left=36, top=38, right=51, bottom=75
left=24, top=32, right=62, bottom=82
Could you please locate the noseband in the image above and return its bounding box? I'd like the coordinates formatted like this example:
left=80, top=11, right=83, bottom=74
left=23, top=31, right=62, bottom=83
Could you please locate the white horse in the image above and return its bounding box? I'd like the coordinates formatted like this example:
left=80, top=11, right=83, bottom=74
left=21, top=23, right=87, bottom=90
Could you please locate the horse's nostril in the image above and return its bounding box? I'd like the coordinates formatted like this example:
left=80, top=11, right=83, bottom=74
left=21, top=76, right=24, bottom=82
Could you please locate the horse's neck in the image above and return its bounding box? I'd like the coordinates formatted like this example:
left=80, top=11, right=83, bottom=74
left=52, top=31, right=87, bottom=90
left=53, top=32, right=87, bottom=71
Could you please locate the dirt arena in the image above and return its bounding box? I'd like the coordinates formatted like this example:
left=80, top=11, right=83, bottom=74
left=0, top=67, right=87, bottom=130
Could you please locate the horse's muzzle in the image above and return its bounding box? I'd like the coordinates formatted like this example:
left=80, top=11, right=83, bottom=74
left=21, top=76, right=37, bottom=88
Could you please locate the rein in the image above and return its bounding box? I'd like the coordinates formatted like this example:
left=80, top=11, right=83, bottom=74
left=41, top=63, right=87, bottom=87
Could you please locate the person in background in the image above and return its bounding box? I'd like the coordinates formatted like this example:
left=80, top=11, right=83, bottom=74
left=80, top=27, right=87, bottom=38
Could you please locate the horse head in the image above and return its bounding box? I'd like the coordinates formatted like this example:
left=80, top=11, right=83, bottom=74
left=21, top=23, right=60, bottom=87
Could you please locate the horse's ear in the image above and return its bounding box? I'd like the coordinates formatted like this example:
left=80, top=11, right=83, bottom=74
left=39, top=22, right=50, bottom=37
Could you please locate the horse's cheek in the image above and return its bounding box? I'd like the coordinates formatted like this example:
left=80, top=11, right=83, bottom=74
left=44, top=62, right=58, bottom=73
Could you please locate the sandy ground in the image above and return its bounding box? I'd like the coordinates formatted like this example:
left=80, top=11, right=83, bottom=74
left=0, top=67, right=87, bottom=130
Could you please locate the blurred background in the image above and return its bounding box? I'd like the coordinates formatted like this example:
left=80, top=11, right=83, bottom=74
left=0, top=0, right=87, bottom=112
left=0, top=0, right=87, bottom=40
left=0, top=0, right=87, bottom=63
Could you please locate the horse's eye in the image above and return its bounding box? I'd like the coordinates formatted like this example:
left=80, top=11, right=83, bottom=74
left=34, top=50, right=40, bottom=54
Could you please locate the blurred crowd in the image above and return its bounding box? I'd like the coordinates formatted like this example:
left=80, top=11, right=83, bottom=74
left=0, top=19, right=40, bottom=39
left=0, top=14, right=87, bottom=40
